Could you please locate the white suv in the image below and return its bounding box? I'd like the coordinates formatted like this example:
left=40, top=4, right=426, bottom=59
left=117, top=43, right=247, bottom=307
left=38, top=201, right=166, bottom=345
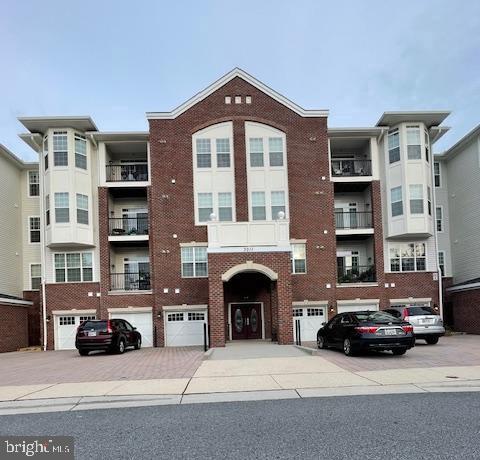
left=384, top=306, right=445, bottom=344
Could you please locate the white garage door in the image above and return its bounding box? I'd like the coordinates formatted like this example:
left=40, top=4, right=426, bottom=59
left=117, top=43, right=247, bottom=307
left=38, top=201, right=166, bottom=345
left=55, top=314, right=96, bottom=350
left=165, top=311, right=207, bottom=347
left=109, top=311, right=153, bottom=347
left=292, top=307, right=326, bottom=342
left=337, top=304, right=379, bottom=314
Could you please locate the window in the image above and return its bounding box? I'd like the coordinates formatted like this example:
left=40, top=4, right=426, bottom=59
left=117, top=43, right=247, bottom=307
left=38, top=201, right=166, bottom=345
left=235, top=96, right=242, bottom=104
left=43, top=136, right=48, bottom=171
left=245, top=96, right=252, bottom=104
left=181, top=246, right=208, bottom=277
left=45, top=195, right=50, bottom=226
left=436, top=206, right=443, bottom=232
left=30, top=264, right=41, bottom=290
left=188, top=312, right=205, bottom=321
left=75, top=133, right=87, bottom=169
left=427, top=186, right=432, bottom=215
left=196, top=139, right=211, bottom=168
left=307, top=308, right=323, bottom=317
left=434, top=162, right=441, bottom=187
left=424, top=130, right=430, bottom=162
left=271, top=191, right=286, bottom=219
left=218, top=192, right=233, bottom=222
left=76, top=194, right=89, bottom=225
left=293, top=309, right=303, bottom=317
left=29, top=217, right=40, bottom=243
left=269, top=137, right=283, bottom=166
left=198, top=193, right=213, bottom=222
left=391, top=186, right=403, bottom=217
left=252, top=192, right=266, bottom=220
left=438, top=251, right=445, bottom=276
left=54, top=193, right=69, bottom=223
left=406, top=126, right=421, bottom=160
left=225, top=96, right=231, bottom=104
left=216, top=138, right=230, bottom=168
left=54, top=252, right=93, bottom=282
left=28, top=171, right=39, bottom=197
left=53, top=131, right=68, bottom=166
left=409, top=185, right=424, bottom=214
left=292, top=243, right=306, bottom=274
left=389, top=243, right=426, bottom=272
left=59, top=316, right=75, bottom=326
left=249, top=138, right=264, bottom=167
left=388, top=129, right=400, bottom=164
left=168, top=313, right=184, bottom=322
left=79, top=315, right=96, bottom=322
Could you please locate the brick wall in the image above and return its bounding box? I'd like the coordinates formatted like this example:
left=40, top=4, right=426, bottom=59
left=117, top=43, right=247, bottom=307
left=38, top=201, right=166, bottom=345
left=23, top=290, right=40, bottom=346
left=448, top=287, right=480, bottom=334
left=0, top=304, right=28, bottom=353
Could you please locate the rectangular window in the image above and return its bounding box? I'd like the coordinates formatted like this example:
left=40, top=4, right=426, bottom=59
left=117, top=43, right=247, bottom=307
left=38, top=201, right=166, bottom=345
left=28, top=171, right=39, bottom=197
left=181, top=246, right=208, bottom=278
left=75, top=133, right=87, bottom=169
left=168, top=313, right=184, bottom=322
left=292, top=243, right=306, bottom=274
left=427, top=186, right=432, bottom=215
left=188, top=312, right=205, bottom=321
left=30, top=264, right=41, bottom=290
left=391, top=186, right=403, bottom=217
left=43, top=136, right=48, bottom=171
left=438, top=251, right=445, bottom=277
left=59, top=316, right=75, bottom=326
left=425, top=130, right=430, bottom=162
left=269, top=137, right=283, bottom=167
left=249, top=138, right=264, bottom=167
left=434, top=162, right=441, bottom=187
left=198, top=193, right=213, bottom=222
left=409, top=184, right=424, bottom=214
left=216, top=138, right=230, bottom=168
left=436, top=206, right=443, bottom=232
left=76, top=194, right=89, bottom=225
left=196, top=139, right=211, bottom=168
left=271, top=191, right=286, bottom=219
left=218, top=192, right=233, bottom=222
left=307, top=308, right=324, bottom=317
left=54, top=192, right=69, bottom=223
left=388, top=129, right=400, bottom=164
left=406, top=126, right=421, bottom=160
left=45, top=195, right=50, bottom=226
left=252, top=192, right=266, bottom=220
left=389, top=243, right=426, bottom=272
left=53, top=131, right=68, bottom=166
left=29, top=217, right=40, bottom=243
left=54, top=252, right=93, bottom=283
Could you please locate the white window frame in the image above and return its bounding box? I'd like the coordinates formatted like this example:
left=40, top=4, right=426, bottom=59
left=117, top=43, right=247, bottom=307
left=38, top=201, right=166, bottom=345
left=215, top=138, right=231, bottom=168
left=390, top=186, right=403, bottom=217
left=436, top=206, right=443, bottom=232
left=28, top=171, right=39, bottom=197
left=389, top=242, right=427, bottom=273
left=388, top=129, right=400, bottom=164
left=53, top=252, right=94, bottom=283
left=181, top=245, right=208, bottom=278
left=249, top=137, right=264, bottom=167
left=28, top=216, right=41, bottom=244
left=54, top=192, right=70, bottom=223
left=45, top=194, right=50, bottom=226
left=406, top=125, right=422, bottom=160
left=218, top=192, right=233, bottom=222
left=427, top=186, right=432, bottom=216
left=271, top=191, right=286, bottom=219
left=196, top=138, right=212, bottom=169
left=53, top=131, right=68, bottom=167
left=268, top=137, right=284, bottom=167
left=409, top=184, right=424, bottom=215
left=438, top=251, right=445, bottom=277
left=43, top=135, right=49, bottom=171
left=197, top=192, right=213, bottom=223
left=74, top=133, right=87, bottom=170
left=76, top=193, right=89, bottom=225
left=251, top=191, right=266, bottom=221
left=434, top=162, right=441, bottom=187
left=30, top=263, right=41, bottom=290
left=291, top=243, right=307, bottom=274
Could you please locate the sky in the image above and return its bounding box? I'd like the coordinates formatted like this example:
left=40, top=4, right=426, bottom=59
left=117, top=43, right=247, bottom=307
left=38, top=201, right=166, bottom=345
left=1, top=0, right=479, bottom=162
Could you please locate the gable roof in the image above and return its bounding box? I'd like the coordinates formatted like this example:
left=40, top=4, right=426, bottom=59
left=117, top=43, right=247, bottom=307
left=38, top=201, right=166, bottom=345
left=146, top=68, right=329, bottom=120
left=0, top=143, right=38, bottom=169
left=440, top=123, right=480, bottom=161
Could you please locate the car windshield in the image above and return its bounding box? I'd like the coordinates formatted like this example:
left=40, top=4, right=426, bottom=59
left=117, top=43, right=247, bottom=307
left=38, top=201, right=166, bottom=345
left=81, top=321, right=108, bottom=331
left=352, top=311, right=399, bottom=324
left=406, top=306, right=436, bottom=316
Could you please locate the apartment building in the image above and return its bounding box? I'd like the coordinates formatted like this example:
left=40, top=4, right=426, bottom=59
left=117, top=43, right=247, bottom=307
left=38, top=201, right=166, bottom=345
left=12, top=69, right=449, bottom=351
left=435, top=124, right=480, bottom=334
left=0, top=145, right=41, bottom=351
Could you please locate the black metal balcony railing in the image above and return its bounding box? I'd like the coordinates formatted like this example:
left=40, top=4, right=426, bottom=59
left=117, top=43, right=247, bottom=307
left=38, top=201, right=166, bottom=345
left=106, top=164, right=148, bottom=182
left=335, top=211, right=373, bottom=229
left=109, top=217, right=149, bottom=236
left=110, top=272, right=151, bottom=291
left=337, top=265, right=376, bottom=283
left=331, top=159, right=372, bottom=177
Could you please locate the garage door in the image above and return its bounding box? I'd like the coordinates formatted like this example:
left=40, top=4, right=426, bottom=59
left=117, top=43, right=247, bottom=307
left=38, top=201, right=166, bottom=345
left=292, top=306, right=326, bottom=342
left=109, top=311, right=153, bottom=347
left=337, top=304, right=379, bottom=314
left=165, top=311, right=207, bottom=347
left=55, top=314, right=96, bottom=350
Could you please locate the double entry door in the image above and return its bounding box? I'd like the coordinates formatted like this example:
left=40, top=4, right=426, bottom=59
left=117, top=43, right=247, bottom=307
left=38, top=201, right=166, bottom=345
left=230, top=304, right=263, bottom=340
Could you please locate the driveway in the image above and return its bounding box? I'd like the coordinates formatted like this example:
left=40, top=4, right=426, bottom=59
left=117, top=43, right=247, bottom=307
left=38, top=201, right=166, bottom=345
left=0, top=347, right=204, bottom=386
left=303, top=335, right=480, bottom=372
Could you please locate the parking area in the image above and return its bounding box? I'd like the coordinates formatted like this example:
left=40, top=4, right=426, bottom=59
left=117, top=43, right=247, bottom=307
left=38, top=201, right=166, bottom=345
left=303, top=335, right=480, bottom=372
left=0, top=347, right=204, bottom=386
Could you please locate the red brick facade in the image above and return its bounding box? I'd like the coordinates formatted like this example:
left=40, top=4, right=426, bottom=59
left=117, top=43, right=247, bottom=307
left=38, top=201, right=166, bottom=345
left=0, top=304, right=28, bottom=353
left=446, top=288, right=480, bottom=334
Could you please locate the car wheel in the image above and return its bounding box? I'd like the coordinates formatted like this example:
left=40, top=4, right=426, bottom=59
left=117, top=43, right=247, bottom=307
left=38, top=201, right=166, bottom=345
left=317, top=335, right=327, bottom=349
left=117, top=339, right=126, bottom=354
left=134, top=337, right=142, bottom=350
left=425, top=336, right=439, bottom=345
left=78, top=349, right=89, bottom=356
left=343, top=338, right=355, bottom=356
left=392, top=347, right=407, bottom=356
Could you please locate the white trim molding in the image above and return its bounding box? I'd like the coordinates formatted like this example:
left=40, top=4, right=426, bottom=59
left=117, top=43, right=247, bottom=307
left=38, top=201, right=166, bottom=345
left=337, top=299, right=380, bottom=306
left=221, top=262, right=278, bottom=282
left=52, top=309, right=96, bottom=315
left=107, top=307, right=152, bottom=313
left=162, top=304, right=208, bottom=311
left=389, top=297, right=432, bottom=304
left=292, top=300, right=328, bottom=307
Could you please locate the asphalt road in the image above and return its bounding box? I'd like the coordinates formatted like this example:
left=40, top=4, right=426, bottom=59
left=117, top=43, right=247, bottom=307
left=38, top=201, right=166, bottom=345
left=1, top=393, right=479, bottom=459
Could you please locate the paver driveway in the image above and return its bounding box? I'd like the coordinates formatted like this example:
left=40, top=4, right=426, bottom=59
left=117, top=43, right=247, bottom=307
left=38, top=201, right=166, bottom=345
left=0, top=347, right=204, bottom=386
left=303, top=335, right=480, bottom=372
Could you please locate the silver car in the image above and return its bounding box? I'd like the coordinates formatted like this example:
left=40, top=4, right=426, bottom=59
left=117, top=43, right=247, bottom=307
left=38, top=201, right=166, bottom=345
left=384, top=306, right=445, bottom=344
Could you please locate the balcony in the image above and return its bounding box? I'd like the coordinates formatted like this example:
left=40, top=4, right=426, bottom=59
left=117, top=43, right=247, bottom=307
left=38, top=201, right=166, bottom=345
left=110, top=272, right=151, bottom=291
left=337, top=265, right=376, bottom=284
left=106, top=163, right=148, bottom=182
left=335, top=211, right=373, bottom=235
left=108, top=216, right=149, bottom=242
left=331, top=159, right=372, bottom=177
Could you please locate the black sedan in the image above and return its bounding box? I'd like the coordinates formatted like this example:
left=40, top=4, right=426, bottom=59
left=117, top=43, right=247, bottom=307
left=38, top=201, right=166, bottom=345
left=317, top=311, right=415, bottom=356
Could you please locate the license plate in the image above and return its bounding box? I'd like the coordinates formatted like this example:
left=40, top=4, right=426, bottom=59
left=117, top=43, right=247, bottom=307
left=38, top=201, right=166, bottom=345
left=421, top=319, right=433, bottom=324
left=88, top=331, right=97, bottom=337
left=384, top=329, right=397, bottom=335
